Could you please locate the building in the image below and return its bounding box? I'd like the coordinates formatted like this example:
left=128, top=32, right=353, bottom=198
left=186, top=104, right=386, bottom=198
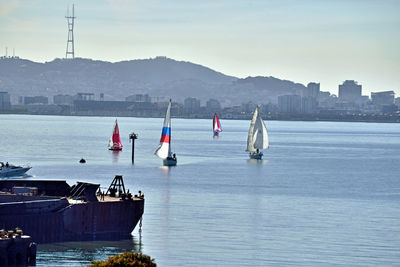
left=241, top=101, right=256, bottom=113
left=305, top=82, right=320, bottom=98
left=125, top=94, right=151, bottom=103
left=184, top=97, right=201, bottom=113
left=338, top=80, right=362, bottom=103
left=395, top=97, right=400, bottom=107
left=301, top=97, right=317, bottom=114
left=0, top=91, right=11, bottom=110
left=24, top=96, right=48, bottom=105
left=54, top=94, right=74, bottom=106
left=278, top=95, right=301, bottom=114
left=206, top=99, right=221, bottom=112
left=75, top=93, right=94, bottom=101
left=371, top=91, right=395, bottom=105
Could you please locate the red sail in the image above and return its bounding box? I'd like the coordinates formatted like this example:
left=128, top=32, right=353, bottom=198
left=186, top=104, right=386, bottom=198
left=111, top=121, right=123, bottom=150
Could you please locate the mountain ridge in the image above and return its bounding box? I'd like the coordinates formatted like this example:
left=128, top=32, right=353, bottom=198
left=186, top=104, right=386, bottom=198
left=0, top=56, right=306, bottom=105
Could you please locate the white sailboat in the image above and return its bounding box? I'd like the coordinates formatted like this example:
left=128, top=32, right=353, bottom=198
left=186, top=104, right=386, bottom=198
left=246, top=106, right=269, bottom=159
left=155, top=100, right=177, bottom=166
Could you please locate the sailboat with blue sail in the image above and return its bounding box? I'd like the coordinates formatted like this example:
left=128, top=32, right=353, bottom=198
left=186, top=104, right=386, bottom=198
left=155, top=100, right=177, bottom=166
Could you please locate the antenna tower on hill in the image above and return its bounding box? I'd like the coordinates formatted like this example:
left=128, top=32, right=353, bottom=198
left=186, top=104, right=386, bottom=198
left=65, top=4, right=76, bottom=59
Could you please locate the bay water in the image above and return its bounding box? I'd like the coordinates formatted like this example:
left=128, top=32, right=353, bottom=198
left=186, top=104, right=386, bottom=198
left=1, top=115, right=400, bottom=266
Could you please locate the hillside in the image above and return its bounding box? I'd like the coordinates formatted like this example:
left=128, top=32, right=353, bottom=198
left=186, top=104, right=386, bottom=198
left=0, top=56, right=306, bottom=105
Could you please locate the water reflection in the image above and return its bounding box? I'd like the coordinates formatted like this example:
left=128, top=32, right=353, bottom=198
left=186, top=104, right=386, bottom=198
left=247, top=159, right=269, bottom=167
left=37, top=237, right=141, bottom=266
left=159, top=166, right=171, bottom=178
left=111, top=150, right=121, bottom=163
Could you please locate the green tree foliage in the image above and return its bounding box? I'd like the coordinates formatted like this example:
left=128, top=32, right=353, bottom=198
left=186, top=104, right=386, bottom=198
left=88, top=252, right=156, bottom=267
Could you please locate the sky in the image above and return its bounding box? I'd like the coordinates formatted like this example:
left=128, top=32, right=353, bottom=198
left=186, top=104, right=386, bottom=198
left=1, top=0, right=399, bottom=96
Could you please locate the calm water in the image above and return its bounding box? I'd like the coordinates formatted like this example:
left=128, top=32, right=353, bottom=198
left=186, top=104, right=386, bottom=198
left=1, top=115, right=400, bottom=266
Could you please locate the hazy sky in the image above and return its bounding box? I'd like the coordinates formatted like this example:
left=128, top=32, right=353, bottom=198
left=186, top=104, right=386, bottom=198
left=1, top=0, right=399, bottom=95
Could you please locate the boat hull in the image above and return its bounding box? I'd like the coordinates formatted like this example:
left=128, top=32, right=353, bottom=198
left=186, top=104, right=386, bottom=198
left=0, top=179, right=144, bottom=244
left=0, top=167, right=31, bottom=177
left=163, top=157, right=177, bottom=166
left=0, top=197, right=144, bottom=243
left=109, top=147, right=122, bottom=151
left=249, top=152, right=263, bottom=160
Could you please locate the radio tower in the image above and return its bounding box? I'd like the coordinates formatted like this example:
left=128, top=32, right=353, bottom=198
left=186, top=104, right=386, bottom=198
left=65, top=4, right=76, bottom=59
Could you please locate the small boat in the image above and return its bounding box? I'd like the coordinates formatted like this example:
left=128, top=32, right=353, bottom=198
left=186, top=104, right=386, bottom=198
left=213, top=113, right=222, bottom=137
left=0, top=162, right=31, bottom=177
left=155, top=100, right=177, bottom=166
left=108, top=119, right=123, bottom=151
left=246, top=106, right=269, bottom=159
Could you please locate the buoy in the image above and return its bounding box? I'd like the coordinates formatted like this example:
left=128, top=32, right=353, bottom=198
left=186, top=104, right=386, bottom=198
left=79, top=158, right=86, bottom=164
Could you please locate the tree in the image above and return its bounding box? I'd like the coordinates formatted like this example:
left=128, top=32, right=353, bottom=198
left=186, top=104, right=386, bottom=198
left=88, top=252, right=156, bottom=267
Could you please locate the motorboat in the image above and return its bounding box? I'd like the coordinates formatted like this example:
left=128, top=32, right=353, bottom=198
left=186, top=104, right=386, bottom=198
left=0, top=162, right=31, bottom=177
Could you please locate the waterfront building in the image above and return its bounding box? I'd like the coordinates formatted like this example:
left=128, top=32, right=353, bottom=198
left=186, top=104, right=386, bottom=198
left=306, top=82, right=320, bottom=98
left=24, top=96, right=48, bottom=105
left=395, top=97, right=400, bottom=107
left=278, top=95, right=301, bottom=114
left=0, top=91, right=11, bottom=110
left=206, top=99, right=221, bottom=112
left=184, top=97, right=201, bottom=113
left=54, top=94, right=74, bottom=106
left=125, top=94, right=151, bottom=103
left=75, top=93, right=94, bottom=101
left=301, top=96, right=317, bottom=114
left=338, top=80, right=362, bottom=103
left=241, top=101, right=257, bottom=113
left=371, top=91, right=395, bottom=105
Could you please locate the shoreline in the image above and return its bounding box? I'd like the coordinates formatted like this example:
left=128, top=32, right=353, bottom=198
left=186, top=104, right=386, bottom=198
left=1, top=111, right=399, bottom=123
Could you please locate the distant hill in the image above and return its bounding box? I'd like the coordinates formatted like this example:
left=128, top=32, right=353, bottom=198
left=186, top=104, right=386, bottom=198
left=0, top=56, right=306, bottom=105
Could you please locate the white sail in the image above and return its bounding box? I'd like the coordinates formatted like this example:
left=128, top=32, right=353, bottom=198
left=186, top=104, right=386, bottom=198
left=108, top=136, right=113, bottom=148
left=246, top=106, right=258, bottom=152
left=246, top=106, right=269, bottom=151
left=253, top=114, right=269, bottom=150
left=155, top=101, right=172, bottom=159
left=108, top=121, right=115, bottom=148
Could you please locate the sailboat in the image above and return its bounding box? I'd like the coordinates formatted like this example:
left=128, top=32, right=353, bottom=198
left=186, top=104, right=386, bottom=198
left=246, top=106, right=269, bottom=159
left=108, top=119, right=123, bottom=151
left=213, top=113, right=222, bottom=137
left=155, top=100, right=177, bottom=166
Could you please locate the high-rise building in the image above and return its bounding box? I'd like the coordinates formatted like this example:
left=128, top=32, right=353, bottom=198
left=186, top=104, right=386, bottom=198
left=206, top=99, right=221, bottom=112
left=184, top=97, right=201, bottom=113
left=0, top=92, right=11, bottom=110
left=278, top=95, right=301, bottom=114
left=338, top=80, right=362, bottom=103
left=371, top=91, right=395, bottom=105
left=301, top=97, right=317, bottom=114
left=306, top=82, right=320, bottom=98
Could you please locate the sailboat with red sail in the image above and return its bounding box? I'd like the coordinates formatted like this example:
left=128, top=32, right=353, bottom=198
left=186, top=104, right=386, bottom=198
left=108, top=119, right=123, bottom=151
left=213, top=113, right=222, bottom=137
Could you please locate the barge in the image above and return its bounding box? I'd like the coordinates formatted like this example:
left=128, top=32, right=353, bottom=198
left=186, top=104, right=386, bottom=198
left=0, top=229, right=36, bottom=266
left=0, top=175, right=144, bottom=244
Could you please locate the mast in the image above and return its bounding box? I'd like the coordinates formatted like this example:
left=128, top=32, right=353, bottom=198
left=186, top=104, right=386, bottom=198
left=168, top=99, right=172, bottom=157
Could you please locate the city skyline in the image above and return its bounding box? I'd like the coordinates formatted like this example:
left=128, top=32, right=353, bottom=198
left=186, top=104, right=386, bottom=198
left=1, top=0, right=399, bottom=96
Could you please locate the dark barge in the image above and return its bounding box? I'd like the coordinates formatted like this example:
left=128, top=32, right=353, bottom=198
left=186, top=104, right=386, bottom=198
left=0, top=175, right=144, bottom=243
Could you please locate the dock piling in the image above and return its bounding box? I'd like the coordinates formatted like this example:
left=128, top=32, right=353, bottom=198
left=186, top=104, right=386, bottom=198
left=129, top=132, right=138, bottom=164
